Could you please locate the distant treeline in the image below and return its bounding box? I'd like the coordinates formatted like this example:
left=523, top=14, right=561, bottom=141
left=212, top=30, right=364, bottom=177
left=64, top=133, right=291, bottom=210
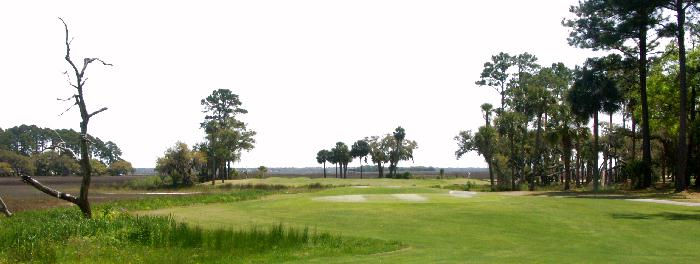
left=231, top=166, right=487, bottom=175
left=0, top=124, right=132, bottom=176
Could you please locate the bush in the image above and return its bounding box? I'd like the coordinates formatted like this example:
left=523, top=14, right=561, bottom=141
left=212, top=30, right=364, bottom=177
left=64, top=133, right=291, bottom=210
left=620, top=160, right=649, bottom=189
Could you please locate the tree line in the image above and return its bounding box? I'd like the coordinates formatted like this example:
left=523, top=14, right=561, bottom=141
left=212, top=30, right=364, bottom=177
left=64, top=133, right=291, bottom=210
left=457, top=0, right=700, bottom=192
left=316, top=127, right=418, bottom=179
left=0, top=125, right=132, bottom=177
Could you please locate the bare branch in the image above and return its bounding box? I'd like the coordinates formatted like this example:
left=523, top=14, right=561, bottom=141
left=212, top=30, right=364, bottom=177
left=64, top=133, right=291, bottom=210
left=58, top=102, right=78, bottom=117
left=90, top=58, right=113, bottom=67
left=21, top=175, right=80, bottom=204
left=0, top=194, right=11, bottom=217
left=88, top=107, right=108, bottom=118
left=57, top=94, right=77, bottom=102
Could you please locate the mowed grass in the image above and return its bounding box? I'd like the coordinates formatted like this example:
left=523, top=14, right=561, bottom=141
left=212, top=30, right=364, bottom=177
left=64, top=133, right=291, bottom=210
left=144, top=178, right=700, bottom=263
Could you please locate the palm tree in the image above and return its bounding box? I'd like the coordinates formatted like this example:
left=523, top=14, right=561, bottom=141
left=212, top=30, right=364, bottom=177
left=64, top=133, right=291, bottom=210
left=316, top=150, right=330, bottom=178
left=568, top=62, right=623, bottom=191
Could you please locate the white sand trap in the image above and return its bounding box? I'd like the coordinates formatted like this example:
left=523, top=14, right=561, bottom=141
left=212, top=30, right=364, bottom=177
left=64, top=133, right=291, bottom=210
left=385, top=186, right=402, bottom=188
left=627, top=199, right=700, bottom=207
left=448, top=191, right=477, bottom=198
left=314, top=195, right=367, bottom=202
left=391, top=194, right=427, bottom=201
left=352, top=186, right=371, bottom=188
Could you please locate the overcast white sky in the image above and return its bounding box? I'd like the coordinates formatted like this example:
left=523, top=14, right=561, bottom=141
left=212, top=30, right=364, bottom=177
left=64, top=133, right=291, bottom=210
left=1, top=1, right=599, bottom=168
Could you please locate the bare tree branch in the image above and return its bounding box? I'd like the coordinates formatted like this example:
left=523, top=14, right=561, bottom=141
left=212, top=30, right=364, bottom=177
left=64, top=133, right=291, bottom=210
left=21, top=175, right=80, bottom=204
left=58, top=102, right=78, bottom=117
left=0, top=194, right=11, bottom=217
left=88, top=107, right=108, bottom=118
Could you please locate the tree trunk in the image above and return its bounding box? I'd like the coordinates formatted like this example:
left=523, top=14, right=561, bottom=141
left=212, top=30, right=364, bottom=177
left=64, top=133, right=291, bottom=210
left=675, top=0, right=688, bottom=192
left=510, top=135, right=516, bottom=190
left=632, top=116, right=637, bottom=161
left=212, top=159, right=217, bottom=185
left=564, top=132, right=572, bottom=191
left=639, top=23, right=653, bottom=189
left=593, top=111, right=600, bottom=192
left=323, top=162, right=326, bottom=178
left=488, top=158, right=495, bottom=191
left=360, top=159, right=363, bottom=179
left=530, top=111, right=544, bottom=191
left=609, top=112, right=613, bottom=186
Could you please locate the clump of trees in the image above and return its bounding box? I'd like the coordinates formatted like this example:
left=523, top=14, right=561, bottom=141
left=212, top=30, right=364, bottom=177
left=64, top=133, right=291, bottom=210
left=0, top=125, right=129, bottom=177
left=155, top=142, right=206, bottom=187
left=457, top=1, right=700, bottom=192
left=156, top=89, right=255, bottom=186
left=316, top=126, right=417, bottom=179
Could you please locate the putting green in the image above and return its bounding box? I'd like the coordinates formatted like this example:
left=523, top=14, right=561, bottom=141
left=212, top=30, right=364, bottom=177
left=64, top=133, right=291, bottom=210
left=145, top=183, right=700, bottom=263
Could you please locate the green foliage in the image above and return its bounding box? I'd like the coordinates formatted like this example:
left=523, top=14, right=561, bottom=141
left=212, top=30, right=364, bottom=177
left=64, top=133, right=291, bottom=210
left=620, top=160, right=651, bottom=189
left=0, top=125, right=124, bottom=165
left=200, top=89, right=256, bottom=183
left=32, top=151, right=80, bottom=176
left=257, top=166, right=268, bottom=178
left=155, top=142, right=204, bottom=187
left=108, top=160, right=134, bottom=176
left=90, top=159, right=108, bottom=176
left=0, top=149, right=34, bottom=176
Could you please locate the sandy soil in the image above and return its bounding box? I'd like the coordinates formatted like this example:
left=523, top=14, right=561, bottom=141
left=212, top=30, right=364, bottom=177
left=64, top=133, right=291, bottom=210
left=391, top=194, right=427, bottom=201
left=314, top=195, right=367, bottom=202
left=448, top=191, right=477, bottom=198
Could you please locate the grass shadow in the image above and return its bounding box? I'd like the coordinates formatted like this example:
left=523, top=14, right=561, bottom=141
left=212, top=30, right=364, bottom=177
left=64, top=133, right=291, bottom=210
left=612, top=211, right=700, bottom=221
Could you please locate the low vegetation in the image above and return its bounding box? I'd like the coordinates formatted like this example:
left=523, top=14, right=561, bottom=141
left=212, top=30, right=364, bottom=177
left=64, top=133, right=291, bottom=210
left=0, top=208, right=400, bottom=263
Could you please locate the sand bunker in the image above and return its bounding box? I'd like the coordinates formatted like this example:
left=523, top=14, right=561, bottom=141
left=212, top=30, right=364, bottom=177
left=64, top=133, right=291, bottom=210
left=448, top=191, right=477, bottom=198
left=314, top=195, right=367, bottom=202
left=627, top=199, right=700, bottom=207
left=391, top=194, right=427, bottom=201
left=352, top=186, right=371, bottom=188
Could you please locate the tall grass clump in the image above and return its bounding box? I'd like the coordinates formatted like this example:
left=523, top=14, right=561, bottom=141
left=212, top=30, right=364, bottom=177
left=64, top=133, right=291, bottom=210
left=0, top=208, right=400, bottom=263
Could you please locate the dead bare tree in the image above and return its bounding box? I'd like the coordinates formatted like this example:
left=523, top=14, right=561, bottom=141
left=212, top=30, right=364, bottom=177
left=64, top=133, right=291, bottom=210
left=21, top=17, right=112, bottom=218
left=0, top=193, right=11, bottom=217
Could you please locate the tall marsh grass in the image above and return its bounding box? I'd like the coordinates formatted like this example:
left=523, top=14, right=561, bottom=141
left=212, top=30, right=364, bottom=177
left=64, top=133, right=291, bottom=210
left=0, top=208, right=394, bottom=263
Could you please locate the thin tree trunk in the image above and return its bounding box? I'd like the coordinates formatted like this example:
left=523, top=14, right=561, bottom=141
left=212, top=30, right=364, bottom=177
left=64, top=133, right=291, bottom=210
left=675, top=0, right=688, bottom=192
left=360, top=159, right=363, bottom=179
left=530, top=111, right=544, bottom=191
left=564, top=132, right=572, bottom=191
left=632, top=116, right=637, bottom=161
left=593, top=112, right=600, bottom=192
left=609, top=112, right=613, bottom=186
left=323, top=162, right=326, bottom=178
left=639, top=23, right=653, bottom=189
left=488, top=158, right=495, bottom=191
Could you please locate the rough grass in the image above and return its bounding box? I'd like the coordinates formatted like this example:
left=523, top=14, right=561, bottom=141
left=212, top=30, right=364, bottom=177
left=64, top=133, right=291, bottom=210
left=0, top=189, right=402, bottom=263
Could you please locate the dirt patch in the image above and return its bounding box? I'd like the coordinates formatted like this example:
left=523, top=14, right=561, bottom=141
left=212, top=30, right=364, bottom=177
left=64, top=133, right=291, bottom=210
left=0, top=175, right=152, bottom=212
left=314, top=195, right=367, bottom=202
left=391, top=194, right=427, bottom=202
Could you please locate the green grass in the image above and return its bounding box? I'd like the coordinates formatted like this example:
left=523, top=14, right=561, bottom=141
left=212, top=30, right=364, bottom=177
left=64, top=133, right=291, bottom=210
left=0, top=189, right=401, bottom=263
left=143, top=178, right=700, bottom=263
